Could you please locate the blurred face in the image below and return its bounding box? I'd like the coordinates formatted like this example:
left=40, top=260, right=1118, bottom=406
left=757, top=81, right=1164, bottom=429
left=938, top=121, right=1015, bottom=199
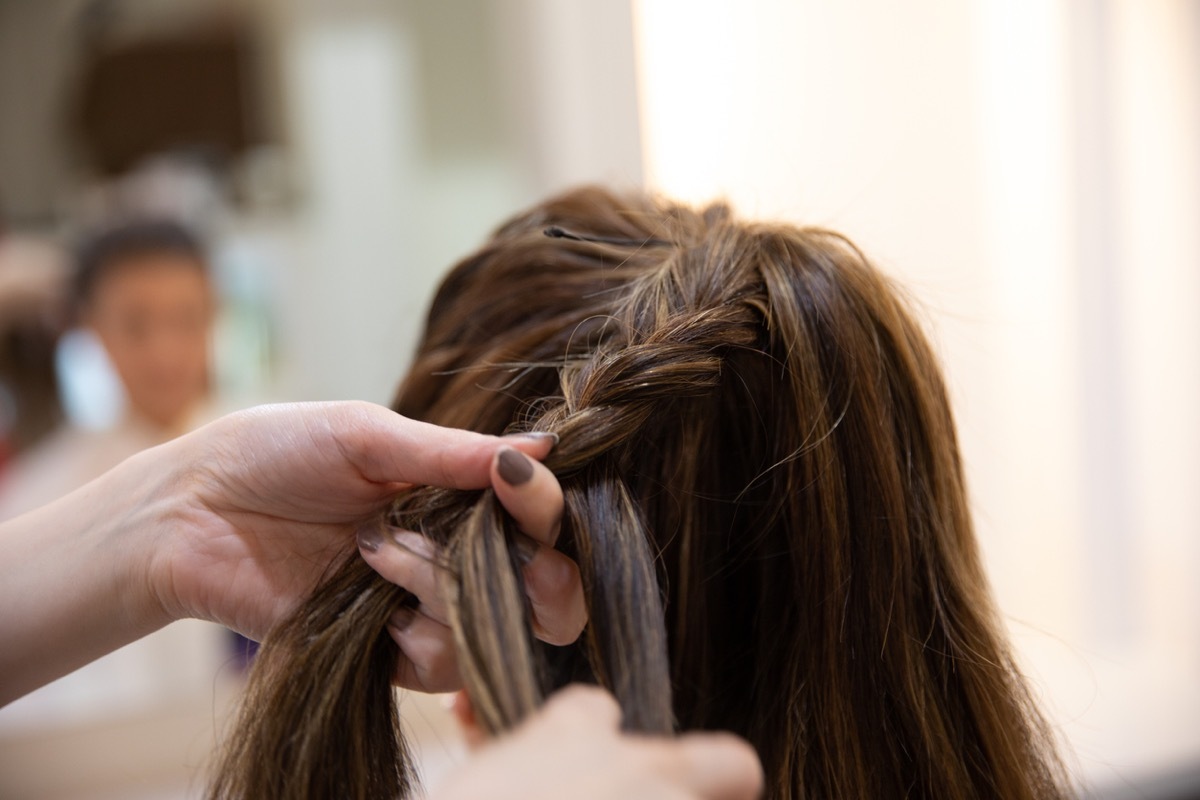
left=85, top=252, right=213, bottom=429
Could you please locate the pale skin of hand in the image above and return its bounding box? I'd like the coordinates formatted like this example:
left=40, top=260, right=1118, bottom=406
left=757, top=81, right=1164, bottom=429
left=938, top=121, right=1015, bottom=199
left=0, top=401, right=574, bottom=705
left=434, top=686, right=765, bottom=800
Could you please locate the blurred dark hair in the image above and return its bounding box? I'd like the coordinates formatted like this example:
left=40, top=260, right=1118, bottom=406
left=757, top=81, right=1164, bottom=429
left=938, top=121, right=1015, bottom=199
left=74, top=219, right=207, bottom=307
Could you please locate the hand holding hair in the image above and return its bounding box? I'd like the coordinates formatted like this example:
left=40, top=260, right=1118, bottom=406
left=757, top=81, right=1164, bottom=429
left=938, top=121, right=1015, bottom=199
left=0, top=400, right=578, bottom=705
left=432, top=685, right=764, bottom=800
left=357, top=444, right=587, bottom=692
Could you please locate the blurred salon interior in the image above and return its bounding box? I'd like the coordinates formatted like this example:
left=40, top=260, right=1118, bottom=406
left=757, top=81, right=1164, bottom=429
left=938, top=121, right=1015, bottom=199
left=0, top=1, right=1197, bottom=797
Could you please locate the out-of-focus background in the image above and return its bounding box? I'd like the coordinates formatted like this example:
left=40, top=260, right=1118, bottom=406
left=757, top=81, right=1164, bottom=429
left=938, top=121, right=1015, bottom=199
left=0, top=1, right=1195, bottom=798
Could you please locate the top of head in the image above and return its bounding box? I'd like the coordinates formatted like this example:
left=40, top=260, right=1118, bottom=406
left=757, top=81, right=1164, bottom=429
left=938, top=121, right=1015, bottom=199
left=394, top=185, right=943, bottom=494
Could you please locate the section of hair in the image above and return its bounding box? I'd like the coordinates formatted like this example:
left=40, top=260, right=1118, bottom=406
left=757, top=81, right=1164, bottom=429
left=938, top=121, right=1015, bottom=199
left=208, top=186, right=1066, bottom=799
left=207, top=556, right=414, bottom=799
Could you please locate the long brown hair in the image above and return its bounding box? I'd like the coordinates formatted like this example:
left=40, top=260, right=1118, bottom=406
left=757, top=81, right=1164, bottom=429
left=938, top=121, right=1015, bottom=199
left=209, top=186, right=1066, bottom=799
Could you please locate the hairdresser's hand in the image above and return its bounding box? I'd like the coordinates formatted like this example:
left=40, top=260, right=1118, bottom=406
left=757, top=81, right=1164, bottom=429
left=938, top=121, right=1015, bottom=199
left=1, top=401, right=575, bottom=704
left=356, top=444, right=587, bottom=692
left=146, top=401, right=565, bottom=641
left=434, top=686, right=763, bottom=800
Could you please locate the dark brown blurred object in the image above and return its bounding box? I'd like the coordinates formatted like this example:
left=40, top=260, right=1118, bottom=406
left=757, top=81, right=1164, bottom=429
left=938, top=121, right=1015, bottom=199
left=0, top=326, right=63, bottom=457
left=0, top=238, right=68, bottom=458
left=73, top=26, right=265, bottom=176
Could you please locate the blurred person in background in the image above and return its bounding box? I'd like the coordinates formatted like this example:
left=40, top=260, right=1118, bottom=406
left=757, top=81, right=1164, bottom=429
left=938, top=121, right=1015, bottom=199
left=0, top=218, right=215, bottom=520
left=0, top=217, right=225, bottom=743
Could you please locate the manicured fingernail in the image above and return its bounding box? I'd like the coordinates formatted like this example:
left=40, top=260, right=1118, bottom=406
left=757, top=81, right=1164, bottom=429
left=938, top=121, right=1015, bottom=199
left=356, top=520, right=384, bottom=553
left=497, top=447, right=534, bottom=486
left=389, top=606, right=416, bottom=632
left=506, top=431, right=559, bottom=446
left=514, top=532, right=539, bottom=566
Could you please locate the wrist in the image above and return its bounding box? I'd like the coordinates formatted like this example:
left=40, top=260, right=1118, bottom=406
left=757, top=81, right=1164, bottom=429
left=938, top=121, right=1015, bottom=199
left=0, top=439, right=184, bottom=703
left=122, top=434, right=203, bottom=632
left=87, top=442, right=184, bottom=636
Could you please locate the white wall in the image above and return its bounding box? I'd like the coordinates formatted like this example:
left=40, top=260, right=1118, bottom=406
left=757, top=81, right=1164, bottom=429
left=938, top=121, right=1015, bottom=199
left=634, top=0, right=1200, bottom=791
left=271, top=0, right=644, bottom=405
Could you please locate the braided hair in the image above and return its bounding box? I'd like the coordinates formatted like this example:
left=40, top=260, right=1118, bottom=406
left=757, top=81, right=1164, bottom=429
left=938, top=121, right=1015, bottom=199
left=209, top=187, right=1066, bottom=799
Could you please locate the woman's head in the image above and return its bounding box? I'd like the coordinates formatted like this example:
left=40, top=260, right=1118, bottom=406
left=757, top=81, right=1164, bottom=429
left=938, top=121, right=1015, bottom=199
left=211, top=186, right=1064, bottom=799
left=390, top=186, right=1062, bottom=796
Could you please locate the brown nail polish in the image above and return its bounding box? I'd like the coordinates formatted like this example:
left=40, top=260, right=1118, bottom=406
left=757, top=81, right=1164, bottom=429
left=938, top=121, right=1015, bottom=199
left=497, top=447, right=534, bottom=486
left=356, top=521, right=384, bottom=553
left=514, top=533, right=539, bottom=566
left=389, top=606, right=417, bottom=632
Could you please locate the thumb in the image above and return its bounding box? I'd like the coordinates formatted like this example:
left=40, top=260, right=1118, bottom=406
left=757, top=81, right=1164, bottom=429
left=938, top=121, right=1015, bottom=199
left=670, top=731, right=764, bottom=800
left=335, top=402, right=556, bottom=489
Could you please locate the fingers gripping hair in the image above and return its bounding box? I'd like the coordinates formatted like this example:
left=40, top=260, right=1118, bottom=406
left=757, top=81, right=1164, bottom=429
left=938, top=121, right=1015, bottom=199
left=412, top=243, right=763, bottom=737
left=431, top=464, right=675, bottom=738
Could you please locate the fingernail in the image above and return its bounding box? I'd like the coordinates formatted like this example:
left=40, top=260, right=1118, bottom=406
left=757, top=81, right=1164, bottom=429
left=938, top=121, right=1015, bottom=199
left=514, top=532, right=539, bottom=566
left=497, top=447, right=534, bottom=486
left=356, top=520, right=384, bottom=553
left=389, top=606, right=416, bottom=632
left=506, top=431, right=559, bottom=447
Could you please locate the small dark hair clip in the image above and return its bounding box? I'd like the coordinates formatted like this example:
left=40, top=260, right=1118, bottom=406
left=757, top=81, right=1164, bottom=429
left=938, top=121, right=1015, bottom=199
left=543, top=226, right=670, bottom=248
